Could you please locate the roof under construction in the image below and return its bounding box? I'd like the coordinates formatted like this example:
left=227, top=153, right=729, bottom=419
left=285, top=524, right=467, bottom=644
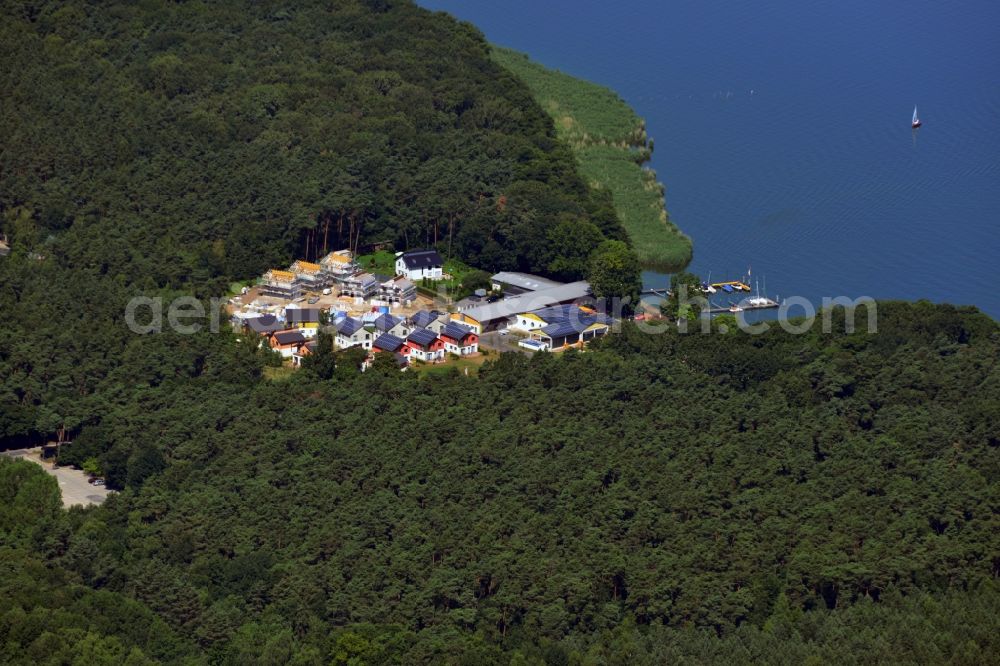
left=264, top=269, right=296, bottom=282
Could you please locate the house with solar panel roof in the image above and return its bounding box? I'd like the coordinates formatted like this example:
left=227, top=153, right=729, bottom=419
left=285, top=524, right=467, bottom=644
left=403, top=327, right=445, bottom=362
left=524, top=307, right=613, bottom=351
left=334, top=317, right=373, bottom=350
left=269, top=329, right=308, bottom=358
left=408, top=310, right=448, bottom=334
left=373, top=313, right=409, bottom=338
left=439, top=322, right=479, bottom=356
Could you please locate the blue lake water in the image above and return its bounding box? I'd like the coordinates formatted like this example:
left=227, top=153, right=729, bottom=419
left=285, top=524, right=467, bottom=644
left=420, top=0, right=1000, bottom=318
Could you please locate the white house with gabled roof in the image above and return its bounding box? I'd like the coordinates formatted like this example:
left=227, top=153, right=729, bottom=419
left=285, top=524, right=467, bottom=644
left=395, top=249, right=443, bottom=281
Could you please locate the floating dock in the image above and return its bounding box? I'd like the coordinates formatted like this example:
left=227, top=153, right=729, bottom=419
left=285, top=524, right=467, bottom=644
left=706, top=297, right=780, bottom=314
left=643, top=283, right=751, bottom=297
left=709, top=281, right=751, bottom=293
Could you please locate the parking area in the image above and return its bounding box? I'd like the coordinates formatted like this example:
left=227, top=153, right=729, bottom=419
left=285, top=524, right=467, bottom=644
left=479, top=329, right=535, bottom=355
left=1, top=448, right=110, bottom=508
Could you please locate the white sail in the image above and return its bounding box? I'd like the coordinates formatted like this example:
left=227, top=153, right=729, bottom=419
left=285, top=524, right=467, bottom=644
left=913, top=106, right=919, bottom=123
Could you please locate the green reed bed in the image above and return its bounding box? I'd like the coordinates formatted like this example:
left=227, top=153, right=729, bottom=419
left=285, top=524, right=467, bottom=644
left=492, top=47, right=692, bottom=270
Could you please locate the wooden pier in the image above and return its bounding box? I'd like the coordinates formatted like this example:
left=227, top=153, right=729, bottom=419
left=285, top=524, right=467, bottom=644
left=641, top=283, right=752, bottom=297
left=706, top=297, right=780, bottom=314
left=709, top=281, right=751, bottom=292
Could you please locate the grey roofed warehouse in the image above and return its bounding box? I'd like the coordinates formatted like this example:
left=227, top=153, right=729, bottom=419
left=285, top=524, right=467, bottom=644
left=450, top=281, right=594, bottom=333
left=491, top=271, right=565, bottom=295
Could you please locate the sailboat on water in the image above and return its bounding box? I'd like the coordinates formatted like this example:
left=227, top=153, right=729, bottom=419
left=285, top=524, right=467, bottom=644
left=747, top=278, right=771, bottom=308
left=912, top=105, right=922, bottom=129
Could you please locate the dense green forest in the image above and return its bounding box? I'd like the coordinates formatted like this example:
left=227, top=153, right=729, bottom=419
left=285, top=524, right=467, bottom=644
left=0, top=0, right=638, bottom=445
left=2, top=302, right=999, bottom=663
left=0, top=0, right=630, bottom=293
left=1, top=0, right=998, bottom=663
left=492, top=48, right=692, bottom=271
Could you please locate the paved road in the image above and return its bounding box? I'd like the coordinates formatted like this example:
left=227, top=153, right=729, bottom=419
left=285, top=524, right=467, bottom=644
left=2, top=448, right=110, bottom=507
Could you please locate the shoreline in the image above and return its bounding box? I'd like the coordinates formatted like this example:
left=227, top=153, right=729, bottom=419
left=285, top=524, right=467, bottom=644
left=491, top=47, right=692, bottom=272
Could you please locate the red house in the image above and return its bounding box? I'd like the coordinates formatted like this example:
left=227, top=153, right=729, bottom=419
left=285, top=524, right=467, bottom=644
left=404, top=328, right=445, bottom=362
left=439, top=323, right=479, bottom=356
left=268, top=329, right=307, bottom=358
left=373, top=333, right=406, bottom=354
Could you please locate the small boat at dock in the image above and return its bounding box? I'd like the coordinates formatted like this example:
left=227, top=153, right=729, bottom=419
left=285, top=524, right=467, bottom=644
left=706, top=297, right=779, bottom=314
left=912, top=105, right=922, bottom=129
left=705, top=275, right=781, bottom=315
left=710, top=281, right=751, bottom=293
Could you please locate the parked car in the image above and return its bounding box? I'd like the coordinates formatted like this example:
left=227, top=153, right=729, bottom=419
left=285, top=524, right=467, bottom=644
left=308, top=296, right=319, bottom=304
